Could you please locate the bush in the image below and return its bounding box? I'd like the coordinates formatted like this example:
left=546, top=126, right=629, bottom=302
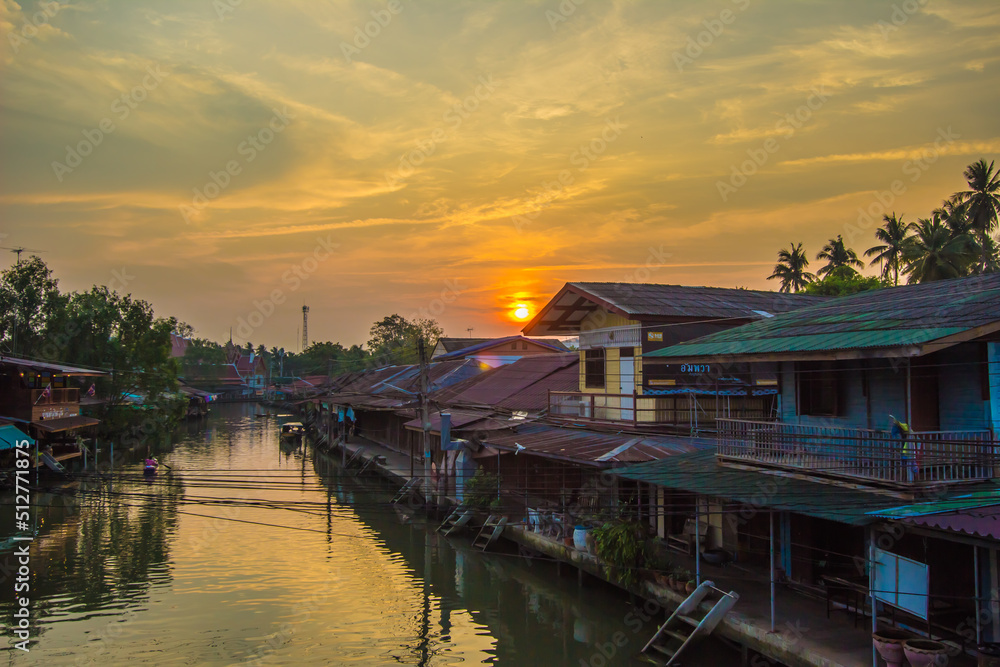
left=593, top=519, right=648, bottom=588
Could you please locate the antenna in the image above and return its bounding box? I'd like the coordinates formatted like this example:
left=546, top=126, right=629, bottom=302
left=302, top=305, right=309, bottom=350
left=0, top=246, right=45, bottom=265
left=466, top=327, right=474, bottom=338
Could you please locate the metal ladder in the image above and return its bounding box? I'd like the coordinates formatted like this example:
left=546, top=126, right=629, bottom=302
left=472, top=515, right=507, bottom=551
left=437, top=507, right=476, bottom=536
left=640, top=581, right=739, bottom=666
left=391, top=478, right=423, bottom=505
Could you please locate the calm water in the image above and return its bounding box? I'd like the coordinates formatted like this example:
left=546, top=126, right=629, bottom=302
left=1, top=403, right=738, bottom=665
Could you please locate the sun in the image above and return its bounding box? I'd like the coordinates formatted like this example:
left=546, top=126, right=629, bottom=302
left=513, top=304, right=530, bottom=320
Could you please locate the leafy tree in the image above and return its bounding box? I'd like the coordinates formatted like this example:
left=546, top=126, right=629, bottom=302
left=953, top=159, right=1000, bottom=273
left=816, top=235, right=864, bottom=277
left=803, top=267, right=886, bottom=296
left=902, top=217, right=976, bottom=283
left=864, top=213, right=910, bottom=285
left=0, top=255, right=67, bottom=358
left=366, top=314, right=443, bottom=365
left=767, top=242, right=815, bottom=293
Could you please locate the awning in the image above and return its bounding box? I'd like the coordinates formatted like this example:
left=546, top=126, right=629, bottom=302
left=867, top=489, right=1000, bottom=540
left=614, top=450, right=896, bottom=526
left=0, top=424, right=33, bottom=451
left=31, top=416, right=101, bottom=434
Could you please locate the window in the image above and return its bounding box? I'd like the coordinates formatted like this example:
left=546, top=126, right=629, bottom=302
left=584, top=349, right=605, bottom=389
left=521, top=341, right=528, bottom=350
left=798, top=361, right=841, bottom=416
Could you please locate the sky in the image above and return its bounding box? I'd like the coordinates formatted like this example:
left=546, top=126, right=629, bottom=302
left=2, top=0, right=999, bottom=352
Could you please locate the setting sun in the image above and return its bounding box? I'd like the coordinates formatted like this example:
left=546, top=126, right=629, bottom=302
left=513, top=305, right=530, bottom=320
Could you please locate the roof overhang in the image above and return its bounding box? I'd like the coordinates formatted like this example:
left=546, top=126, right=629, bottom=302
left=0, top=356, right=106, bottom=377
left=31, top=416, right=101, bottom=434
left=522, top=284, right=606, bottom=336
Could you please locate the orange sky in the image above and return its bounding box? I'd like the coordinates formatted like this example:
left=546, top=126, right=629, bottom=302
left=2, top=1, right=999, bottom=350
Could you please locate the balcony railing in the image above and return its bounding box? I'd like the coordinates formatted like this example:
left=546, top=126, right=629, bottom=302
left=578, top=325, right=641, bottom=350
left=717, top=418, right=998, bottom=486
left=549, top=391, right=776, bottom=427
left=30, top=387, right=79, bottom=405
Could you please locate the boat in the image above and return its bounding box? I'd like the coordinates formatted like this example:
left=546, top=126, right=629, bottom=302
left=280, top=422, right=305, bottom=440
left=143, top=458, right=159, bottom=475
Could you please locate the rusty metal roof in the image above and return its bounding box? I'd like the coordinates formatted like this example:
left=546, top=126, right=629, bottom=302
left=480, top=423, right=712, bottom=466
left=0, top=355, right=106, bottom=376
left=432, top=353, right=578, bottom=411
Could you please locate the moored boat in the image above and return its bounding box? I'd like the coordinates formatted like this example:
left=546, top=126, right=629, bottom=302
left=280, top=422, right=305, bottom=440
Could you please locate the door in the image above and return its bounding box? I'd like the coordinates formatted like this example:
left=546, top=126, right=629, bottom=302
left=619, top=352, right=635, bottom=421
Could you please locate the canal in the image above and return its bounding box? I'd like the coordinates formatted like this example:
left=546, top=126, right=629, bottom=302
left=2, top=403, right=739, bottom=665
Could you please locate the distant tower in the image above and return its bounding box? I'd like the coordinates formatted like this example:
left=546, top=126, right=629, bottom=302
left=302, top=305, right=309, bottom=350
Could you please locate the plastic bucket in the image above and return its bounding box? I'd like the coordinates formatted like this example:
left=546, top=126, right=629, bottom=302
left=573, top=526, right=591, bottom=552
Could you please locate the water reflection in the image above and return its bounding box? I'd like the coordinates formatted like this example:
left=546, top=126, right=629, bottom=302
left=0, top=404, right=734, bottom=665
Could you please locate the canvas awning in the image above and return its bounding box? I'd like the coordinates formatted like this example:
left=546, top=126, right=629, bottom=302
left=0, top=424, right=33, bottom=451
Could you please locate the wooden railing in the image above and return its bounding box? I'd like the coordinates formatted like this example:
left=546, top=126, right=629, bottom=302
left=717, top=418, right=998, bottom=486
left=30, top=387, right=79, bottom=405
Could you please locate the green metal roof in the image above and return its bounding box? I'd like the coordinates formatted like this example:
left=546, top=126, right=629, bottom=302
left=867, top=487, right=1000, bottom=519
left=614, top=450, right=898, bottom=526
left=646, top=272, right=1000, bottom=360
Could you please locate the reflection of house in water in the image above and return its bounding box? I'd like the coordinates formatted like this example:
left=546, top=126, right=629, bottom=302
left=0, top=356, right=104, bottom=470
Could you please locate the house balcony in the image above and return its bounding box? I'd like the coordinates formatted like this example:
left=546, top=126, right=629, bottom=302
left=716, top=418, right=999, bottom=488
left=578, top=324, right=641, bottom=350
left=548, top=391, right=776, bottom=429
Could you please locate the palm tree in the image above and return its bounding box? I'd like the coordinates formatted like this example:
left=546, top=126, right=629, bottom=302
left=864, top=213, right=910, bottom=285
left=767, top=242, right=815, bottom=292
left=953, top=159, right=1000, bottom=272
left=901, top=217, right=976, bottom=283
left=816, top=235, right=864, bottom=277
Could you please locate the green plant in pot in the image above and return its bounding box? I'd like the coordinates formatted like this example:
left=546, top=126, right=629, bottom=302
left=592, top=519, right=647, bottom=589
left=461, top=469, right=502, bottom=511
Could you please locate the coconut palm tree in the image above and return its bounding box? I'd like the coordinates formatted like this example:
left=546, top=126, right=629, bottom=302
left=901, top=217, right=976, bottom=283
left=864, top=213, right=911, bottom=285
left=767, top=242, right=815, bottom=293
left=816, top=235, right=864, bottom=277
left=952, top=159, right=1000, bottom=273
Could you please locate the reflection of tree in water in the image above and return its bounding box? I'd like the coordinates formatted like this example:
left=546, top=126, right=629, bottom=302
left=51, top=475, right=184, bottom=609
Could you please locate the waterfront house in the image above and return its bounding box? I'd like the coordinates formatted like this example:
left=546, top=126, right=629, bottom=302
left=522, top=283, right=821, bottom=430
left=614, top=272, right=1000, bottom=652
left=0, top=356, right=103, bottom=465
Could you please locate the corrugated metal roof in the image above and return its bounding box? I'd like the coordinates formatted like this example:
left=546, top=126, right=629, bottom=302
left=867, top=488, right=1000, bottom=519
left=433, top=353, right=578, bottom=410
left=614, top=450, right=892, bottom=525
left=648, top=272, right=1000, bottom=360
left=481, top=423, right=712, bottom=466
left=0, top=424, right=33, bottom=451
left=0, top=355, right=107, bottom=376
left=898, top=506, right=1000, bottom=540
left=433, top=336, right=568, bottom=360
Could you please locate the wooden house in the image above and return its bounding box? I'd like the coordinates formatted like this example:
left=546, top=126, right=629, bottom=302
left=431, top=336, right=568, bottom=368
left=522, top=282, right=821, bottom=430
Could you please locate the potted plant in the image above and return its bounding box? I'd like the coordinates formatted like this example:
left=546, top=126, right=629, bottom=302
left=592, top=519, right=648, bottom=588
left=903, top=639, right=949, bottom=667
left=872, top=628, right=910, bottom=667
left=672, top=568, right=689, bottom=593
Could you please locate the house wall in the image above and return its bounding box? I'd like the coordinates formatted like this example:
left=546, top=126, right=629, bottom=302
left=780, top=345, right=991, bottom=433
left=991, top=342, right=1000, bottom=434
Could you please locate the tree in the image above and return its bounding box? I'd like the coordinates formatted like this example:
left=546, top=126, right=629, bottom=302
left=366, top=314, right=443, bottom=365
left=803, top=268, right=886, bottom=296
left=864, top=213, right=910, bottom=286
left=901, top=217, right=976, bottom=283
left=816, top=235, right=864, bottom=277
left=0, top=255, right=67, bottom=358
left=57, top=286, right=180, bottom=430
left=953, top=159, right=1000, bottom=273
left=767, top=242, right=815, bottom=293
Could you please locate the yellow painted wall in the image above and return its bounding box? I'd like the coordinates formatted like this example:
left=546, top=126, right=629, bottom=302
left=579, top=308, right=635, bottom=331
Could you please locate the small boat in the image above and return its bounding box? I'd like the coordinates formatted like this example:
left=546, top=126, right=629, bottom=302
left=143, top=458, right=159, bottom=475
left=280, top=422, right=305, bottom=440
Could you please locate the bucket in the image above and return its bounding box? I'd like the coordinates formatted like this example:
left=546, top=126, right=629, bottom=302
left=573, top=526, right=591, bottom=552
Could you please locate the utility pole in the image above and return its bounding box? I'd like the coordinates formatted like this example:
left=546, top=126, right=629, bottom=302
left=418, top=337, right=432, bottom=509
